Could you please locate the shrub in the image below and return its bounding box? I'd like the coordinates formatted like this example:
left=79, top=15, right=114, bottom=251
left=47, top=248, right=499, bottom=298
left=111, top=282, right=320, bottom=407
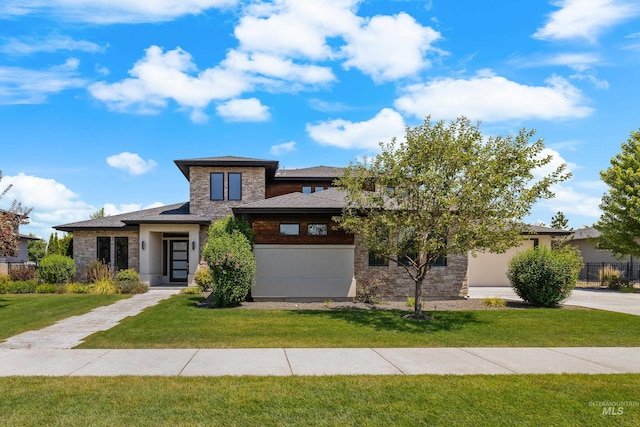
left=598, top=266, right=632, bottom=290
left=2, top=280, right=37, bottom=294
left=203, top=218, right=256, bottom=308
left=194, top=268, right=214, bottom=292
left=115, top=269, right=140, bottom=282
left=181, top=286, right=202, bottom=295
left=37, top=255, right=76, bottom=284
left=90, top=278, right=118, bottom=295
left=35, top=283, right=57, bottom=294
left=355, top=274, right=385, bottom=304
left=86, top=260, right=112, bottom=283
left=117, top=281, right=148, bottom=295
left=9, top=266, right=37, bottom=281
left=507, top=246, right=582, bottom=307
left=208, top=215, right=254, bottom=246
left=405, top=296, right=424, bottom=309
left=64, top=283, right=90, bottom=294
left=483, top=297, right=506, bottom=307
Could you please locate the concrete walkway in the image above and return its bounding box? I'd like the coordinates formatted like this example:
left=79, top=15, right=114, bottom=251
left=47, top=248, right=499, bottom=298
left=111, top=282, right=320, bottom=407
left=0, top=290, right=179, bottom=350
left=0, top=347, right=638, bottom=376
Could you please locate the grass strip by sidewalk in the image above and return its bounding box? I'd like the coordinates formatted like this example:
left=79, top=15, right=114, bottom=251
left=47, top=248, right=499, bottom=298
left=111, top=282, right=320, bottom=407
left=0, top=374, right=638, bottom=426
left=0, top=294, right=127, bottom=341
left=78, top=295, right=640, bottom=348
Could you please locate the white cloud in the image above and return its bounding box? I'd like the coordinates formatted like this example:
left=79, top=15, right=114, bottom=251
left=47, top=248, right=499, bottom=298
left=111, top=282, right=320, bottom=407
left=216, top=98, right=270, bottom=122
left=270, top=141, right=297, bottom=155
left=89, top=46, right=251, bottom=121
left=394, top=70, right=594, bottom=122
left=534, top=0, right=638, bottom=42
left=0, top=34, right=105, bottom=55
left=0, top=58, right=86, bottom=104
left=223, top=50, right=335, bottom=85
left=341, top=12, right=442, bottom=82
left=106, top=152, right=157, bottom=175
left=0, top=0, right=238, bottom=24
left=306, top=108, right=405, bottom=150
left=235, top=0, right=361, bottom=60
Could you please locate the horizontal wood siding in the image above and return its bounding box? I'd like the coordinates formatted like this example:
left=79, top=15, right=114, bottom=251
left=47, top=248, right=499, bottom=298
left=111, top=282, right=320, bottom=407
left=266, top=181, right=335, bottom=198
left=252, top=214, right=353, bottom=245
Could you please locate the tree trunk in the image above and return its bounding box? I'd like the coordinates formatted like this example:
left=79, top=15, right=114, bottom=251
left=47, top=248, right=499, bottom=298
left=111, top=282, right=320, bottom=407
left=414, top=277, right=423, bottom=316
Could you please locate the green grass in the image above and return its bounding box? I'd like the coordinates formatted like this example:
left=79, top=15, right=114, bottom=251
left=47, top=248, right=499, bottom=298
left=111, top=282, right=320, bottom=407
left=0, top=374, right=638, bottom=426
left=78, top=295, right=640, bottom=348
left=0, top=294, right=127, bottom=340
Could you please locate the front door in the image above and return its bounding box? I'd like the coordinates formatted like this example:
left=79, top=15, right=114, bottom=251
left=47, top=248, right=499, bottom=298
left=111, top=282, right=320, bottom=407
left=170, top=240, right=189, bottom=283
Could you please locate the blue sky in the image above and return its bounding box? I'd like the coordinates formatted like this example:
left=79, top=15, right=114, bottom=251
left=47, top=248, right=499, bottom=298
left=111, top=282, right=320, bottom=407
left=1, top=0, right=639, bottom=240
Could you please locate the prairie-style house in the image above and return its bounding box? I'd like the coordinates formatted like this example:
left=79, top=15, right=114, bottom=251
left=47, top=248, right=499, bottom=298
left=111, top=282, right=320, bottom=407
left=56, top=156, right=471, bottom=300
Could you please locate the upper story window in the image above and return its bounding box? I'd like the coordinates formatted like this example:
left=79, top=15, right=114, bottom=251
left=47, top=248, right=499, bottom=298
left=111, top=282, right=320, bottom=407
left=302, top=186, right=312, bottom=194
left=228, top=173, right=242, bottom=201
left=307, top=223, right=328, bottom=236
left=210, top=173, right=224, bottom=201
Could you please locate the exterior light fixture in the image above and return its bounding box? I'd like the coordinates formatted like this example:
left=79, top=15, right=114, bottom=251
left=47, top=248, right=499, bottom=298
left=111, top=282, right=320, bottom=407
left=192, top=241, right=196, bottom=250
left=141, top=241, right=146, bottom=250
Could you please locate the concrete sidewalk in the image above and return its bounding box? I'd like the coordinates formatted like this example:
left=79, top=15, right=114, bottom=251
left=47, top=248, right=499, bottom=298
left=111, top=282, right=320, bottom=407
left=0, top=347, right=638, bottom=376
left=0, top=290, right=179, bottom=350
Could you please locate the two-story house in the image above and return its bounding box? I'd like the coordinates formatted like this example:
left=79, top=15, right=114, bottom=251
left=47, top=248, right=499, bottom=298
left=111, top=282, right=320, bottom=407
left=56, top=155, right=469, bottom=301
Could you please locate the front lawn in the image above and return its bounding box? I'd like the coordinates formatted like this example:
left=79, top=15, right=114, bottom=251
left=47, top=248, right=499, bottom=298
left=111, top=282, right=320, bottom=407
left=0, top=374, right=638, bottom=426
left=78, top=295, right=640, bottom=348
left=0, top=294, right=127, bottom=341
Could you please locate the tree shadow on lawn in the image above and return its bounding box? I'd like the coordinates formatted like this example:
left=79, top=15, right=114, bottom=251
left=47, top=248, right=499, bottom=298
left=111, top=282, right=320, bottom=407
left=289, top=308, right=482, bottom=335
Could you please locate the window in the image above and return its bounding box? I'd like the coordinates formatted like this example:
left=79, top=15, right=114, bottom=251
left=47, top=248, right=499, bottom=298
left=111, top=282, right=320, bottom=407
left=368, top=251, right=389, bottom=266
left=210, top=173, right=224, bottom=201
left=228, top=172, right=242, bottom=201
left=315, top=186, right=324, bottom=192
left=302, top=186, right=312, bottom=194
left=280, top=223, right=300, bottom=236
left=97, top=237, right=110, bottom=265
left=307, top=224, right=328, bottom=236
left=115, top=237, right=128, bottom=271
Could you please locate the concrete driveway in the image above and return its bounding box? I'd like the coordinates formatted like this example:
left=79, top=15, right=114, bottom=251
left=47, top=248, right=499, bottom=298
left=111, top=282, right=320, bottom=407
left=469, top=287, right=640, bottom=316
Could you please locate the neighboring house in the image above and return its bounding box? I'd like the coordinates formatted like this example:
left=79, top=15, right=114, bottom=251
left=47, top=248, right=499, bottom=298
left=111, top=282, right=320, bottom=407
left=0, top=207, right=39, bottom=274
left=55, top=155, right=469, bottom=300
left=567, top=227, right=628, bottom=264
left=466, top=226, right=571, bottom=287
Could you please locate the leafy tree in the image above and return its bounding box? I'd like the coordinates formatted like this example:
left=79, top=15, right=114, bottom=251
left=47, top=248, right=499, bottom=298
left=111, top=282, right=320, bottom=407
left=550, top=211, right=570, bottom=230
left=595, top=129, right=640, bottom=258
left=27, top=237, right=47, bottom=262
left=335, top=116, right=569, bottom=318
left=0, top=170, right=32, bottom=257
left=202, top=216, right=256, bottom=307
left=46, top=233, right=60, bottom=256
left=550, top=211, right=571, bottom=250
left=91, top=207, right=107, bottom=219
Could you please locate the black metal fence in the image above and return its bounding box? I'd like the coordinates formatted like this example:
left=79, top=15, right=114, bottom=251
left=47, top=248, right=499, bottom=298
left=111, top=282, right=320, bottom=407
left=579, top=262, right=640, bottom=284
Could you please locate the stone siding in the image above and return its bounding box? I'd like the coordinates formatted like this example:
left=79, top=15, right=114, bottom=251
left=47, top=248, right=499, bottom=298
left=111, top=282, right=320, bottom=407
left=72, top=230, right=139, bottom=283
left=354, top=234, right=468, bottom=300
left=189, top=166, right=266, bottom=219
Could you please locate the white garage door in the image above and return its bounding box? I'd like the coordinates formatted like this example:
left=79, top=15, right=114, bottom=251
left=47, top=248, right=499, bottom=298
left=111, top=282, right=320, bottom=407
left=252, top=244, right=356, bottom=299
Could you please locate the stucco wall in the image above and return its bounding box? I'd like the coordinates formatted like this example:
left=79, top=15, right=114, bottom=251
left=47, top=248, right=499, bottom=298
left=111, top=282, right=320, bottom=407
left=189, top=166, right=266, bottom=218
left=72, top=230, right=139, bottom=282
left=467, top=236, right=552, bottom=287
left=353, top=234, right=469, bottom=300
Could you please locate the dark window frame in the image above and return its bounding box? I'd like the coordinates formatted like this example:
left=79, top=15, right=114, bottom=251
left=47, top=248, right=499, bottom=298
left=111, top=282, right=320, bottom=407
left=279, top=223, right=300, bottom=236
left=368, top=251, right=389, bottom=267
left=97, top=237, right=111, bottom=265
left=210, top=172, right=224, bottom=201
left=307, top=223, right=328, bottom=236
left=228, top=172, right=242, bottom=201
left=115, top=237, right=128, bottom=271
